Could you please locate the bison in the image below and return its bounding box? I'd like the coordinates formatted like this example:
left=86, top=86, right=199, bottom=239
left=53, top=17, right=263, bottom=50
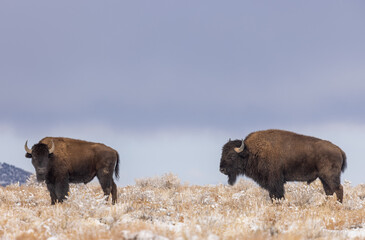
left=220, top=129, right=347, bottom=202
left=25, top=137, right=120, bottom=205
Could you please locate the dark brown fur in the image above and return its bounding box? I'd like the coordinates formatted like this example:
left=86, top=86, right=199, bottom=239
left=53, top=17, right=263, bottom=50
left=220, top=129, right=347, bottom=202
left=25, top=137, right=120, bottom=205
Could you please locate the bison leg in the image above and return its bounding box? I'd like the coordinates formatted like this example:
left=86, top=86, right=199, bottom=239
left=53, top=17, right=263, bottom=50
left=111, top=180, right=117, bottom=204
left=47, top=183, right=58, bottom=205
left=320, top=176, right=343, bottom=203
left=335, top=185, right=344, bottom=203
left=54, top=179, right=70, bottom=203
left=268, top=186, right=285, bottom=201
left=320, top=178, right=334, bottom=195
left=268, top=181, right=285, bottom=201
left=97, top=170, right=115, bottom=204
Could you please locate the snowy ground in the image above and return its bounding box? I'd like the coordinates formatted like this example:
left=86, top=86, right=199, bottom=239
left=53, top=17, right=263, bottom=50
left=0, top=174, right=364, bottom=239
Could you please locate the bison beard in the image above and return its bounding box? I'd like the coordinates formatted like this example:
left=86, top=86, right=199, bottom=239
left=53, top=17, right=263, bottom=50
left=228, top=174, right=237, bottom=186
left=25, top=137, right=120, bottom=205
left=220, top=130, right=347, bottom=202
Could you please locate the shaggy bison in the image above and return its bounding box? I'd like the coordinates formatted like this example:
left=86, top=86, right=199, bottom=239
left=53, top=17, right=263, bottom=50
left=220, top=129, right=347, bottom=202
left=25, top=137, right=120, bottom=205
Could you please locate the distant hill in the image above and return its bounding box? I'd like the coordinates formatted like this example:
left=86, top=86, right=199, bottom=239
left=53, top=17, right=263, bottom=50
left=0, top=162, right=32, bottom=187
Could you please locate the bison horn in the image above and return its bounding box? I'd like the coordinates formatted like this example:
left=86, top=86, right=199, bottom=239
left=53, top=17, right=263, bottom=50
left=24, top=140, right=32, bottom=154
left=234, top=140, right=244, bottom=153
left=48, top=140, right=55, bottom=154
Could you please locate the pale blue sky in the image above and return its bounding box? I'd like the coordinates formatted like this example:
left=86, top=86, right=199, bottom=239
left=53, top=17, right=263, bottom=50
left=0, top=1, right=364, bottom=185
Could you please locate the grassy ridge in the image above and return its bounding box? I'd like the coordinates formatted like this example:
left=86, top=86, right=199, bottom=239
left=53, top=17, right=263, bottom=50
left=0, top=174, right=364, bottom=239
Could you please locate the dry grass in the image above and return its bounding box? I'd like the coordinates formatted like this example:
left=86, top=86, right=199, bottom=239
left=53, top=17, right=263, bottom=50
left=0, top=174, right=364, bottom=239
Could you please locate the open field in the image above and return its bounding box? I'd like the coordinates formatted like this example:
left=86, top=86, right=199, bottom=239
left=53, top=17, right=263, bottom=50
left=0, top=174, right=364, bottom=240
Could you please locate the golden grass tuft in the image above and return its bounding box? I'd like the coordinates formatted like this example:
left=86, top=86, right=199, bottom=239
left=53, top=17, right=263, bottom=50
left=0, top=174, right=364, bottom=239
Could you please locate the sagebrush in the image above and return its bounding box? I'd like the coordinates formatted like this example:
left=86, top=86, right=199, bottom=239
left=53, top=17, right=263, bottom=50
left=0, top=174, right=364, bottom=239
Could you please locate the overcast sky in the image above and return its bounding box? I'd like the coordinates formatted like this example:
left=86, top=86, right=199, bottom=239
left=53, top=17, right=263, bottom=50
left=1, top=1, right=364, bottom=186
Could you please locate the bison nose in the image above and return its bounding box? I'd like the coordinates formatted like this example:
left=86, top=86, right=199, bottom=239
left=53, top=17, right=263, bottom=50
left=37, top=167, right=47, bottom=175
left=220, top=168, right=227, bottom=174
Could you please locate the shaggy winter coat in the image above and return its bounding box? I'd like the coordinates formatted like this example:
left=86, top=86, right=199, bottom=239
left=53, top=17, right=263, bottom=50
left=220, top=129, right=347, bottom=202
left=25, top=137, right=119, bottom=205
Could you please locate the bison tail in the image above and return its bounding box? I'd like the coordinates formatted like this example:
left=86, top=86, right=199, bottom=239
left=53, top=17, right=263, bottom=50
left=115, top=152, right=120, bottom=180
left=341, top=149, right=347, bottom=172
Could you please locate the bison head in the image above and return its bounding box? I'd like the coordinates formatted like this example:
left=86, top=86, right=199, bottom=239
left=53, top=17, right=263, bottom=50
left=25, top=140, right=55, bottom=181
left=220, top=139, right=246, bottom=185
